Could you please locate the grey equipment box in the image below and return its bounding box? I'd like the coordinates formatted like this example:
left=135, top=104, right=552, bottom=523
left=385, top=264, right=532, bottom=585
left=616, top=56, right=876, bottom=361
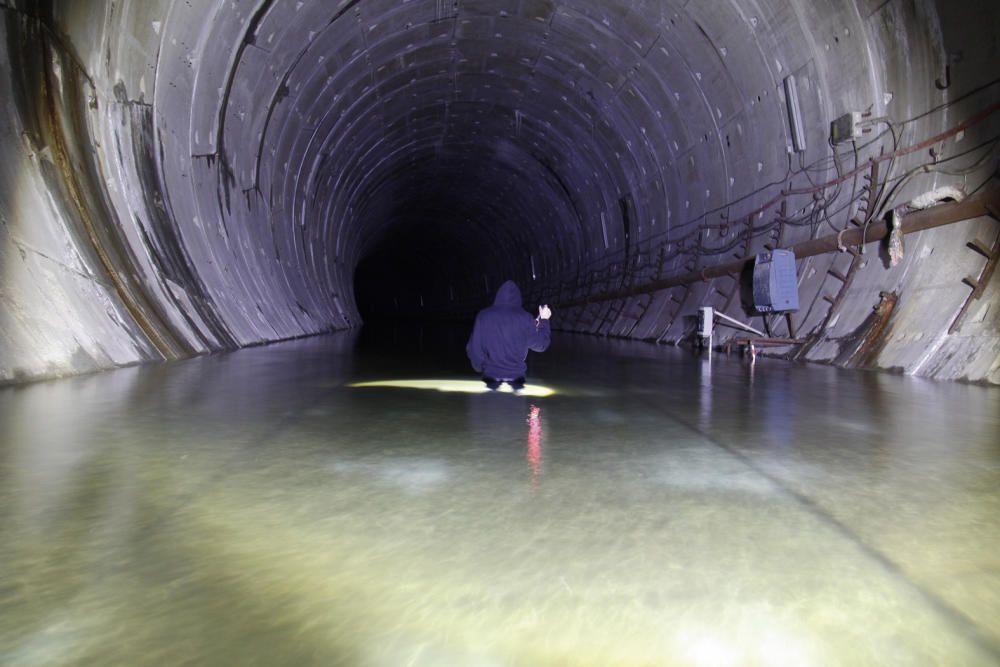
left=753, top=250, right=799, bottom=312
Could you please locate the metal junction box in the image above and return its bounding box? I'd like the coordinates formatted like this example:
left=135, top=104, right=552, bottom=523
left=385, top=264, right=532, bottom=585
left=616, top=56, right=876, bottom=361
left=830, top=111, right=863, bottom=144
left=753, top=250, right=799, bottom=312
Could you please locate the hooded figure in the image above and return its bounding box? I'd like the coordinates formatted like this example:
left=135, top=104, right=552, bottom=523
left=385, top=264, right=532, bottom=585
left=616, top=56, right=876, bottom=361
left=466, top=280, right=551, bottom=388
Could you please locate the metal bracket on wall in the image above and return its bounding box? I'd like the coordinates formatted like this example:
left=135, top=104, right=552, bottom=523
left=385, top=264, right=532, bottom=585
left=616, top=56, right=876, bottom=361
left=654, top=284, right=692, bottom=344
left=948, top=223, right=1000, bottom=334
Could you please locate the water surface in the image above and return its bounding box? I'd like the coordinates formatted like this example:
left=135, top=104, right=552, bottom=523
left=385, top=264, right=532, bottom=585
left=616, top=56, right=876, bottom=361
left=2, top=326, right=999, bottom=665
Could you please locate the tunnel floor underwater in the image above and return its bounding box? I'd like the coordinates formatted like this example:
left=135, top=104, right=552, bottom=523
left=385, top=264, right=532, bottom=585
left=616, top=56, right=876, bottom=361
left=1, top=326, right=1000, bottom=666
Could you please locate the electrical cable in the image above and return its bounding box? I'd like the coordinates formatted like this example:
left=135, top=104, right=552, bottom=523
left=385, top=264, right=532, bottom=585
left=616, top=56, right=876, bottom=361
left=566, top=97, right=1000, bottom=283
left=875, top=136, right=1000, bottom=215
left=898, top=77, right=1000, bottom=127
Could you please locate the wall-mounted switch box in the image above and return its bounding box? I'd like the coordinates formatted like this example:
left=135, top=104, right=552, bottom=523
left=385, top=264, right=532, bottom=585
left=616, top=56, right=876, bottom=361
left=698, top=307, right=714, bottom=338
left=784, top=75, right=807, bottom=153
left=753, top=250, right=799, bottom=312
left=830, top=111, right=863, bottom=144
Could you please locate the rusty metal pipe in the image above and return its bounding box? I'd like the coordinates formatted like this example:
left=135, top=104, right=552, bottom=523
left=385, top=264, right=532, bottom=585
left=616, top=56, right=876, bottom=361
left=558, top=187, right=999, bottom=308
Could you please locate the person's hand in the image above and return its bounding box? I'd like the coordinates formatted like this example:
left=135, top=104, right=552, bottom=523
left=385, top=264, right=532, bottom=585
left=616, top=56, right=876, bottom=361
left=538, top=305, right=552, bottom=320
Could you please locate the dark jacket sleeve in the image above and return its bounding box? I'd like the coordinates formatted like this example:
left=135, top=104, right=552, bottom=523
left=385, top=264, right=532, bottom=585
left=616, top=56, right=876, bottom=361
left=466, top=315, right=485, bottom=372
left=528, top=318, right=551, bottom=353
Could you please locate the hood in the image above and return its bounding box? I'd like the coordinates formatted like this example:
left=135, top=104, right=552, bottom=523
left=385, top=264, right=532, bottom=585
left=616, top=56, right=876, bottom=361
left=493, top=280, right=522, bottom=307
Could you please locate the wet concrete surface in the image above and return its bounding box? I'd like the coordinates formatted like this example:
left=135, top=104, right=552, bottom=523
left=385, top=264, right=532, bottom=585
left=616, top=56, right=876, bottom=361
left=1, top=325, right=999, bottom=666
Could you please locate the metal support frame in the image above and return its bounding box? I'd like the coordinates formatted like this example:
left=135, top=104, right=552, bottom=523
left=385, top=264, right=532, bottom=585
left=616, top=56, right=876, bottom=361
left=713, top=309, right=766, bottom=337
left=948, top=208, right=1000, bottom=334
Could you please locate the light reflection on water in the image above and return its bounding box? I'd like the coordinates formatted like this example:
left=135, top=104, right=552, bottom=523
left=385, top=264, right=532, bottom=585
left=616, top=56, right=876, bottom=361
left=1, top=328, right=999, bottom=665
left=349, top=378, right=556, bottom=397
left=527, top=405, right=542, bottom=491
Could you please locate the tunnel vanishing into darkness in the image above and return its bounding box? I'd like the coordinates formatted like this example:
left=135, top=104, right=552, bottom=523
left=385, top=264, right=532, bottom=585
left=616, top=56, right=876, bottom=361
left=0, top=0, right=998, bottom=383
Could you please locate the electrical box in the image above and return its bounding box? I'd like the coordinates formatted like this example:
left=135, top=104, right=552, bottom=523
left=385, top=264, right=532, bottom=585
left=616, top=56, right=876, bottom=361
left=698, top=307, right=714, bottom=338
left=753, top=250, right=799, bottom=312
left=830, top=111, right=863, bottom=144
left=783, top=75, right=806, bottom=153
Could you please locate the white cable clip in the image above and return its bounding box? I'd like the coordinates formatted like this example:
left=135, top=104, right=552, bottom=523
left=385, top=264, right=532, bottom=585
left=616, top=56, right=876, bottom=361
left=836, top=229, right=848, bottom=253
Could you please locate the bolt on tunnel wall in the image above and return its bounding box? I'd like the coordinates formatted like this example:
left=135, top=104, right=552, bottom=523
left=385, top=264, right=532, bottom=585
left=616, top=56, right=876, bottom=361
left=0, top=0, right=998, bottom=384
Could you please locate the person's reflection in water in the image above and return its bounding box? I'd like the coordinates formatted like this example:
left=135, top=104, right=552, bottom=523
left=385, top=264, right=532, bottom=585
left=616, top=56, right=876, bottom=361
left=464, top=394, right=545, bottom=492
left=527, top=405, right=542, bottom=491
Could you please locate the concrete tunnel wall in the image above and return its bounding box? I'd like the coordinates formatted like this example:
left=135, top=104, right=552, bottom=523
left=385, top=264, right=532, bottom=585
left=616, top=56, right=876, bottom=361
left=0, top=0, right=998, bottom=385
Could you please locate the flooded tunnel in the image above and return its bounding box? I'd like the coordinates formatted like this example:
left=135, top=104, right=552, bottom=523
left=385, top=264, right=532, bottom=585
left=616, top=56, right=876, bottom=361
left=2, top=0, right=1000, bottom=664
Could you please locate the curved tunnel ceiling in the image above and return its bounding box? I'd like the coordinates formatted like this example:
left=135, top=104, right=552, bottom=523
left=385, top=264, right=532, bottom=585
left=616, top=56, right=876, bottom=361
left=156, top=0, right=695, bottom=317
left=1, top=0, right=999, bottom=383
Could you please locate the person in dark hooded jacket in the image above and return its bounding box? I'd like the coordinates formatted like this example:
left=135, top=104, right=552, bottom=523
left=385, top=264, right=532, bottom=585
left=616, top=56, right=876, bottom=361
left=466, top=280, right=552, bottom=390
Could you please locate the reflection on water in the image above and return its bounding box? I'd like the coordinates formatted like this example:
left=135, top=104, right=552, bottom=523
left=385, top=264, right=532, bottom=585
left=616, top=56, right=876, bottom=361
left=527, top=405, right=542, bottom=490
left=1, top=327, right=999, bottom=665
left=350, top=379, right=556, bottom=397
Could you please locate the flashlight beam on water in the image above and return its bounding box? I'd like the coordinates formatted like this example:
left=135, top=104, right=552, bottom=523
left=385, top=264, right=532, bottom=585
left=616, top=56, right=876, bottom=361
left=348, top=379, right=556, bottom=398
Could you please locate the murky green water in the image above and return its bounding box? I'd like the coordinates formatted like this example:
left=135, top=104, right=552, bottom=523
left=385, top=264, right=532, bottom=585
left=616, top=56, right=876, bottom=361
left=2, top=326, right=999, bottom=666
